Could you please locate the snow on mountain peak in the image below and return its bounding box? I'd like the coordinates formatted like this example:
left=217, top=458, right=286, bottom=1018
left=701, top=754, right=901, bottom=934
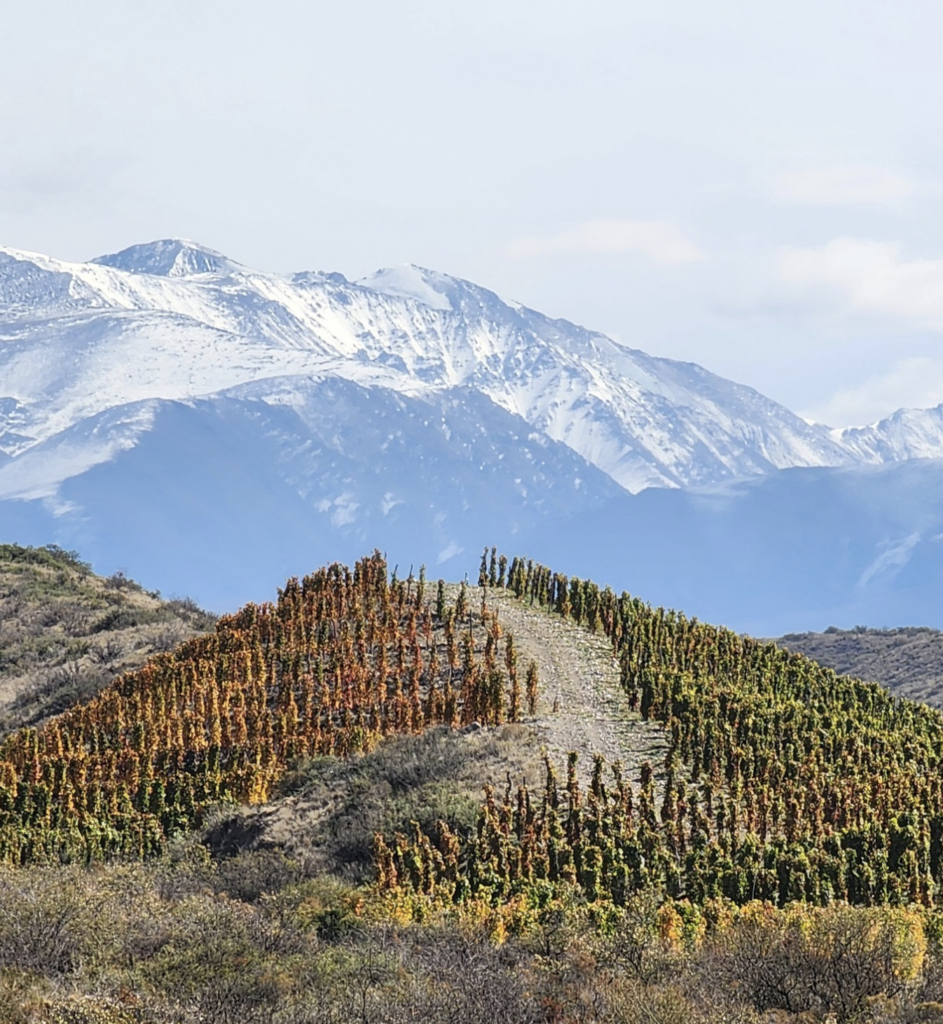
left=837, top=403, right=943, bottom=463
left=4, top=238, right=943, bottom=502
left=91, top=239, right=238, bottom=278
left=356, top=265, right=455, bottom=311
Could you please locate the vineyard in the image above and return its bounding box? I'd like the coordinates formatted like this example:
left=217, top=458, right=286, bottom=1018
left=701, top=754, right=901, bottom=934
left=5, top=549, right=943, bottom=1022
left=5, top=545, right=943, bottom=912
left=0, top=552, right=536, bottom=865
left=381, top=554, right=943, bottom=909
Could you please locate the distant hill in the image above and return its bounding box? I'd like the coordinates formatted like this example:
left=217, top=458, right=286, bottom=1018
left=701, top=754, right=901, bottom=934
left=773, top=625, right=943, bottom=708
left=0, top=543, right=216, bottom=735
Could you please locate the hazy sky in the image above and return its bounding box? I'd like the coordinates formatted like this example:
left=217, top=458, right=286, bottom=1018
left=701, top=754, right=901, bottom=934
left=2, top=0, right=942, bottom=425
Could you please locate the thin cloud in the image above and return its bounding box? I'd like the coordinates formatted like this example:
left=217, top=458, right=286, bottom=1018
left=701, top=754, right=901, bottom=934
left=0, top=147, right=119, bottom=214
left=804, top=357, right=943, bottom=427
left=506, top=219, right=705, bottom=265
left=772, top=164, right=915, bottom=206
left=777, top=238, right=943, bottom=424
left=779, top=237, right=943, bottom=332
left=858, top=533, right=921, bottom=588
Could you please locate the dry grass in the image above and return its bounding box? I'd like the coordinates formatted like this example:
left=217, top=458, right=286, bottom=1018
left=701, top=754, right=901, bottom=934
left=204, top=721, right=545, bottom=878
left=773, top=626, right=943, bottom=709
left=0, top=545, right=216, bottom=736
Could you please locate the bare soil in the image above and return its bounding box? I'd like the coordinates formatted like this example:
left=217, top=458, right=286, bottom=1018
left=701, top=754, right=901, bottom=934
left=488, top=588, right=668, bottom=783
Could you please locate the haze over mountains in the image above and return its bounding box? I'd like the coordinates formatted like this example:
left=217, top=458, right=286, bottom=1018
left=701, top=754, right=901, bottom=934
left=2, top=238, right=943, bottom=634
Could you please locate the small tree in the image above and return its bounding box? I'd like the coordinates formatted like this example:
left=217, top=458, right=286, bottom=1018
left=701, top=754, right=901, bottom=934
left=525, top=661, right=539, bottom=716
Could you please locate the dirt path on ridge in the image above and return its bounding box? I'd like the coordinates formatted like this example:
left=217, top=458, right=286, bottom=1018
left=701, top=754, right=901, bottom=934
left=205, top=585, right=671, bottom=863
left=487, top=589, right=669, bottom=785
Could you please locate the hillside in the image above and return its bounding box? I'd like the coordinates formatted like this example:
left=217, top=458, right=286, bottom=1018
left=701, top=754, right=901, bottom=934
left=364, top=557, right=943, bottom=910
left=0, top=553, right=550, bottom=863
left=774, top=626, right=943, bottom=708
left=1, top=545, right=942, bottom=906
left=4, top=549, right=943, bottom=1022
left=206, top=581, right=668, bottom=876
left=0, top=544, right=216, bottom=736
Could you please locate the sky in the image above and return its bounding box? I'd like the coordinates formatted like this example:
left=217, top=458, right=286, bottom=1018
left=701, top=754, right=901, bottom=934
left=2, top=0, right=942, bottom=426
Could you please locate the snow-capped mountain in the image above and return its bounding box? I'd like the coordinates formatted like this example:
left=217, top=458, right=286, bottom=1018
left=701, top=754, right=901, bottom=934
left=4, top=237, right=943, bottom=631
left=0, top=237, right=914, bottom=500
left=837, top=405, right=943, bottom=463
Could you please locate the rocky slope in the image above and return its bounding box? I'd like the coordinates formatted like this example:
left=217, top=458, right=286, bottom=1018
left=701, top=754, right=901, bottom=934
left=774, top=625, right=943, bottom=709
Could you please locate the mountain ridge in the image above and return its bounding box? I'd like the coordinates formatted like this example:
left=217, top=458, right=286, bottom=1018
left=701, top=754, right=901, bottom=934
left=4, top=239, right=943, bottom=632
left=3, top=237, right=930, bottom=495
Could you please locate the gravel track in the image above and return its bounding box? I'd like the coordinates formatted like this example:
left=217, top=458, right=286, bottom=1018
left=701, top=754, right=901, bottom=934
left=488, top=589, right=669, bottom=785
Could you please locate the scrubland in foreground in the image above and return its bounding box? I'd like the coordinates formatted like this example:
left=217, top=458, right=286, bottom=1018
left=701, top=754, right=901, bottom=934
left=4, top=840, right=943, bottom=1024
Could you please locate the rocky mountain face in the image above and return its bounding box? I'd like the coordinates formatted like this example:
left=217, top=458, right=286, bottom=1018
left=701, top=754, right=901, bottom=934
left=2, top=238, right=943, bottom=631
left=3, top=237, right=928, bottom=495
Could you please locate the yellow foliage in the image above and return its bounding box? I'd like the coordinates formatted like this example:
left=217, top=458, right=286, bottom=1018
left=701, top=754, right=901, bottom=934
left=656, top=901, right=684, bottom=949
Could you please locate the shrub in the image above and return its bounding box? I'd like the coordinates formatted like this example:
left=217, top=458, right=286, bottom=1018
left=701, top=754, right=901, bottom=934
left=39, top=997, right=140, bottom=1024
left=704, top=903, right=926, bottom=1021
left=213, top=850, right=302, bottom=904
left=0, top=868, right=99, bottom=977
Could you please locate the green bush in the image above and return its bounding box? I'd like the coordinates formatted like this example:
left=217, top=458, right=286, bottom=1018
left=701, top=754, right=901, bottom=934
left=0, top=545, right=91, bottom=574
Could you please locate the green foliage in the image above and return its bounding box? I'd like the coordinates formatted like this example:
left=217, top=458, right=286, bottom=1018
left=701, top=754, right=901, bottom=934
left=382, top=552, right=943, bottom=912
left=0, top=545, right=91, bottom=575
left=40, top=998, right=141, bottom=1024
left=2, top=851, right=943, bottom=1023
left=88, top=608, right=169, bottom=634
